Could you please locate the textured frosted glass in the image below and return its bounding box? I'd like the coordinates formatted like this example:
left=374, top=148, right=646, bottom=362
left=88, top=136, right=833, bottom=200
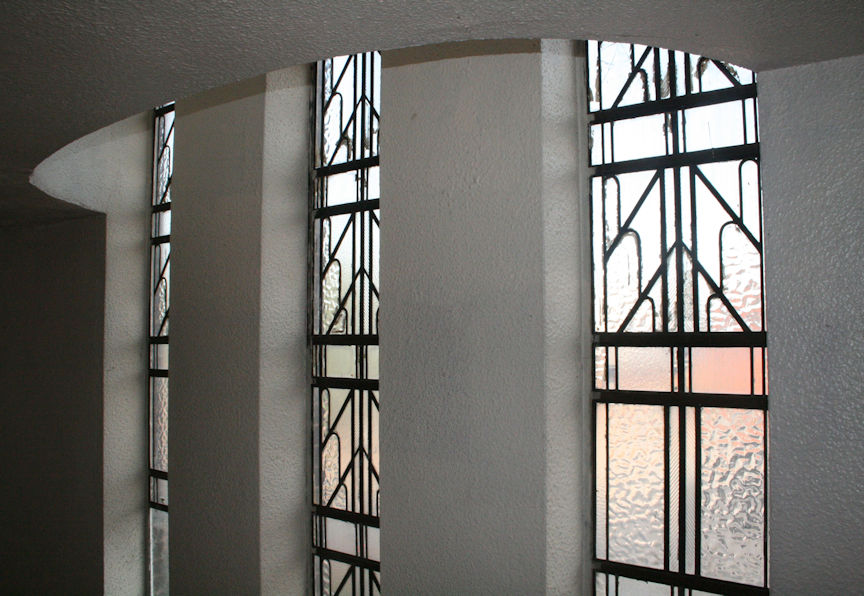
left=594, top=347, right=608, bottom=390
left=596, top=404, right=608, bottom=559
left=321, top=261, right=344, bottom=333
left=608, top=404, right=664, bottom=568
left=605, top=234, right=641, bottom=332
left=616, top=347, right=671, bottom=392
left=595, top=572, right=607, bottom=595
left=720, top=224, right=762, bottom=331
left=701, top=408, right=765, bottom=586
left=151, top=377, right=168, bottom=472
left=618, top=576, right=673, bottom=595
left=668, top=407, right=679, bottom=572
left=685, top=407, right=696, bottom=575
left=149, top=508, right=169, bottom=596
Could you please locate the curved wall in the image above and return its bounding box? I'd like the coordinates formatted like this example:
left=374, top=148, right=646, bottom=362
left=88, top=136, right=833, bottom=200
left=25, top=38, right=864, bottom=595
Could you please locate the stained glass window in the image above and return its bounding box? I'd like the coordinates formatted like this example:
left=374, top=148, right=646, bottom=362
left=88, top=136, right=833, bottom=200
left=588, top=41, right=768, bottom=595
left=149, top=102, right=173, bottom=596
left=311, top=52, right=381, bottom=595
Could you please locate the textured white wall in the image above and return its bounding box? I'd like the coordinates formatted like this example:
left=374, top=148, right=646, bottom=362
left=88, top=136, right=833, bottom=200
left=260, top=65, right=312, bottom=595
left=540, top=40, right=592, bottom=596
left=760, top=54, right=864, bottom=595
left=172, top=77, right=267, bottom=594
left=381, top=40, right=591, bottom=593
left=172, top=68, right=310, bottom=595
left=31, top=113, right=153, bottom=595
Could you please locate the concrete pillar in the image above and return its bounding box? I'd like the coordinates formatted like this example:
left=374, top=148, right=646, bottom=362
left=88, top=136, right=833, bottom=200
left=381, top=40, right=590, bottom=594
left=760, top=53, right=864, bottom=594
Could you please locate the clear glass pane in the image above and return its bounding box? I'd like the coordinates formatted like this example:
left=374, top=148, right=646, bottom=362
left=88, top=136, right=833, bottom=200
left=691, top=348, right=755, bottom=395
left=701, top=408, right=765, bottom=586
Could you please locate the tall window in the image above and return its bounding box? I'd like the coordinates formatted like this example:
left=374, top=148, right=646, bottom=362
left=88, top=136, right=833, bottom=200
left=149, top=103, right=173, bottom=596
left=588, top=42, right=768, bottom=594
left=310, top=53, right=381, bottom=595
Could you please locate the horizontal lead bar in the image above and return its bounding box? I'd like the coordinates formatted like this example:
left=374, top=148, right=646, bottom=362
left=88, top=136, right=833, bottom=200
left=595, top=390, right=767, bottom=410
left=149, top=501, right=169, bottom=513
left=149, top=368, right=169, bottom=378
left=152, top=201, right=171, bottom=213
left=313, top=546, right=380, bottom=572
left=592, top=143, right=759, bottom=176
left=314, top=199, right=380, bottom=219
left=154, top=104, right=175, bottom=117
left=313, top=504, right=380, bottom=528
left=590, top=84, right=758, bottom=124
left=593, top=331, right=766, bottom=347
left=313, top=377, right=378, bottom=391
left=149, top=336, right=169, bottom=345
left=594, top=560, right=767, bottom=595
left=151, top=234, right=170, bottom=246
left=315, top=155, right=379, bottom=178
left=312, top=334, right=379, bottom=346
left=149, top=468, right=168, bottom=480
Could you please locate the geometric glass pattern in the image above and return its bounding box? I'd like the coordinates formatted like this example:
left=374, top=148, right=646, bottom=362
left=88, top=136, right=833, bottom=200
left=588, top=41, right=768, bottom=595
left=149, top=102, right=173, bottom=596
left=311, top=53, right=381, bottom=595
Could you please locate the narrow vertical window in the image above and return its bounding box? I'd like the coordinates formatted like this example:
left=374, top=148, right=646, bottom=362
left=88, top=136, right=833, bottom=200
left=149, top=102, right=173, bottom=596
left=588, top=42, right=768, bottom=595
left=310, top=53, right=381, bottom=595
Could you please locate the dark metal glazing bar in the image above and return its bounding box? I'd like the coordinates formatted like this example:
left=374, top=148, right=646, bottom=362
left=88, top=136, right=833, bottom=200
left=312, top=333, right=379, bottom=345
left=595, top=390, right=767, bottom=410
left=594, top=331, right=766, bottom=347
left=313, top=547, right=381, bottom=572
left=593, top=143, right=759, bottom=176
left=595, top=561, right=768, bottom=596
left=314, top=155, right=380, bottom=178
left=590, top=84, right=757, bottom=124
left=314, top=198, right=380, bottom=219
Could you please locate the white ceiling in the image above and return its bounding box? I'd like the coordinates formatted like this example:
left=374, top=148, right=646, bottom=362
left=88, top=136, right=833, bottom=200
left=2, top=0, right=863, bottom=223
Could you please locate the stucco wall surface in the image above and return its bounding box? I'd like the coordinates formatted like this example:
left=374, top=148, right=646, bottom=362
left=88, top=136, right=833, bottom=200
left=260, top=65, right=311, bottom=595
left=172, top=77, right=266, bottom=595
left=381, top=41, right=549, bottom=594
left=540, top=40, right=592, bottom=596
left=760, top=53, right=864, bottom=594
left=30, top=112, right=153, bottom=595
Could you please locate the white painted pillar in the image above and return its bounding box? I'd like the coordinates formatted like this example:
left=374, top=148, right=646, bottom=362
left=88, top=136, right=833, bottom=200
left=172, top=66, right=311, bottom=595
left=759, top=53, right=864, bottom=595
left=381, top=40, right=590, bottom=594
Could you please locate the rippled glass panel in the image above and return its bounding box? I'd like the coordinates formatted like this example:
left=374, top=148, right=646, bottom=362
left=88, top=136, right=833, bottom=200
left=701, top=408, right=765, bottom=585
left=606, top=404, right=665, bottom=568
